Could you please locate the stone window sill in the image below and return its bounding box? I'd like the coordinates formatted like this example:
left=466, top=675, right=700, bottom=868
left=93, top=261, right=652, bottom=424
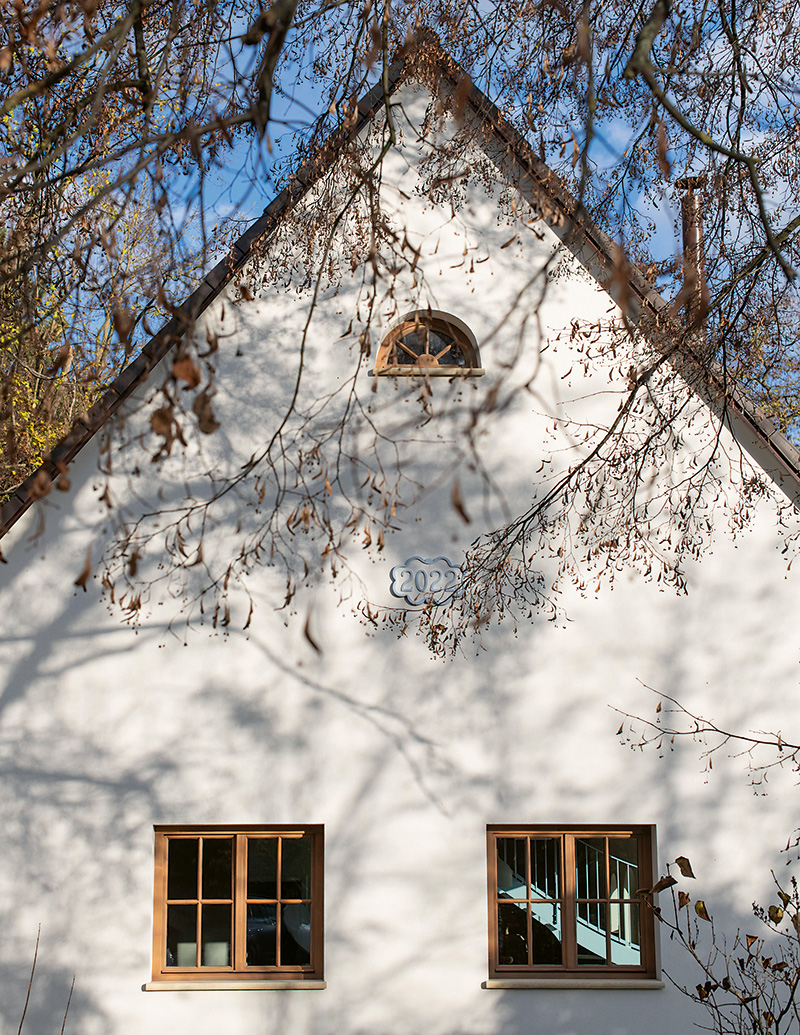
left=483, top=978, right=665, bottom=990
left=143, top=980, right=326, bottom=991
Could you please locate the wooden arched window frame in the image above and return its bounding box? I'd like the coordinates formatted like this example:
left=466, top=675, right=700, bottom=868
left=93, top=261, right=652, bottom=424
left=373, top=311, right=484, bottom=377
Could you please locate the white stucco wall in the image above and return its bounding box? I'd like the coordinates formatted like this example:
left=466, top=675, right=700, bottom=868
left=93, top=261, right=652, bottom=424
left=1, top=82, right=799, bottom=1035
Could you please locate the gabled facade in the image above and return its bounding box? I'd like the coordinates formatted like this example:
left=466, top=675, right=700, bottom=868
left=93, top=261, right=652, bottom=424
left=2, top=38, right=800, bottom=1035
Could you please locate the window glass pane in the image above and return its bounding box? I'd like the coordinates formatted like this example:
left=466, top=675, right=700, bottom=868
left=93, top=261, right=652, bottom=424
left=610, top=903, right=642, bottom=965
left=167, top=838, right=198, bottom=901
left=498, top=901, right=528, bottom=965
left=608, top=838, right=639, bottom=899
left=281, top=903, right=312, bottom=965
left=247, top=904, right=277, bottom=966
left=577, top=902, right=607, bottom=965
left=531, top=901, right=563, bottom=964
left=496, top=838, right=528, bottom=898
left=281, top=837, right=312, bottom=899
left=201, top=904, right=231, bottom=966
left=398, top=329, right=426, bottom=357
left=575, top=837, right=605, bottom=899
left=531, top=838, right=560, bottom=900
left=247, top=837, right=278, bottom=899
left=202, top=838, right=232, bottom=899
left=166, top=904, right=197, bottom=967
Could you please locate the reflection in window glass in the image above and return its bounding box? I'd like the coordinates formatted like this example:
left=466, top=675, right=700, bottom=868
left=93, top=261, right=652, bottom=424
left=488, top=827, right=655, bottom=979
left=498, top=902, right=528, bottom=965
left=247, top=904, right=277, bottom=966
left=610, top=903, right=642, bottom=965
left=577, top=903, right=607, bottom=965
left=496, top=838, right=527, bottom=898
left=531, top=838, right=560, bottom=900
left=531, top=902, right=562, bottom=964
left=281, top=838, right=312, bottom=899
left=575, top=838, right=606, bottom=900
left=608, top=838, right=639, bottom=898
left=281, top=903, right=312, bottom=965
left=247, top=838, right=278, bottom=899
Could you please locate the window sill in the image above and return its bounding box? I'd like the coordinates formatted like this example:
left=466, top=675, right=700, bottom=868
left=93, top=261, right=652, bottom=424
left=143, top=980, right=326, bottom=991
left=370, top=367, right=486, bottom=377
left=483, top=978, right=665, bottom=990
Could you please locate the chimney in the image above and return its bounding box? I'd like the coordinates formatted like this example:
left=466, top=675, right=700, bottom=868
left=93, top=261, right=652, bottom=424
left=676, top=175, right=708, bottom=339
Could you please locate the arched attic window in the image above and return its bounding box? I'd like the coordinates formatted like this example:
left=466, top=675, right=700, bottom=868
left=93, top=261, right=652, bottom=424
left=373, top=311, right=484, bottom=377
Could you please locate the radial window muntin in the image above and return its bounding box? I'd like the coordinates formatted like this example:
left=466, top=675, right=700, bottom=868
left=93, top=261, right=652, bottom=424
left=374, top=311, right=483, bottom=376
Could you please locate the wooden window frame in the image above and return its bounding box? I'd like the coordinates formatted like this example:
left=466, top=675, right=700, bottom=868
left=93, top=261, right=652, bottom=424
left=373, top=312, right=484, bottom=377
left=152, top=825, right=324, bottom=984
left=487, top=825, right=658, bottom=981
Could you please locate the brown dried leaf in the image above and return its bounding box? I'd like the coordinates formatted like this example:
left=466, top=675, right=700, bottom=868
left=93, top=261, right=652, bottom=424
left=192, top=388, right=220, bottom=434
left=451, top=479, right=471, bottom=524
left=150, top=407, right=173, bottom=437
left=48, top=343, right=73, bottom=376
left=303, top=610, right=321, bottom=653
left=656, top=121, right=672, bottom=179
left=112, top=301, right=134, bottom=343
left=29, top=470, right=52, bottom=500
left=678, top=891, right=690, bottom=910
left=648, top=874, right=678, bottom=895
left=695, top=900, right=711, bottom=922
left=454, top=72, right=473, bottom=119
left=675, top=856, right=695, bottom=878
left=128, top=549, right=140, bottom=578
left=74, top=547, right=92, bottom=591
left=172, top=355, right=201, bottom=388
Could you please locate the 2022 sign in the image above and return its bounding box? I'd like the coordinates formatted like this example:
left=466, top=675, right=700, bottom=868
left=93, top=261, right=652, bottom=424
left=389, top=556, right=463, bottom=606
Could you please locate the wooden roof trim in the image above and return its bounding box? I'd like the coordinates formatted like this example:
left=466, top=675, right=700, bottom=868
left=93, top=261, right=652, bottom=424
left=430, top=45, right=800, bottom=494
left=2, top=34, right=799, bottom=543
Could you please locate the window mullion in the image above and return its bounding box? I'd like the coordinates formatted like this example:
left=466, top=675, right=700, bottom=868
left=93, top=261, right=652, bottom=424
left=604, top=836, right=611, bottom=965
left=525, top=837, right=533, bottom=967
left=235, top=834, right=247, bottom=971
left=276, top=836, right=283, bottom=967
left=196, top=839, right=203, bottom=968
left=564, top=835, right=576, bottom=969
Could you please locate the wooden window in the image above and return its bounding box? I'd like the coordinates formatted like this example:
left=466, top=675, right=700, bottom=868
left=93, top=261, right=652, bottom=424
left=487, top=826, right=658, bottom=980
left=374, top=311, right=484, bottom=376
left=152, top=826, right=323, bottom=983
